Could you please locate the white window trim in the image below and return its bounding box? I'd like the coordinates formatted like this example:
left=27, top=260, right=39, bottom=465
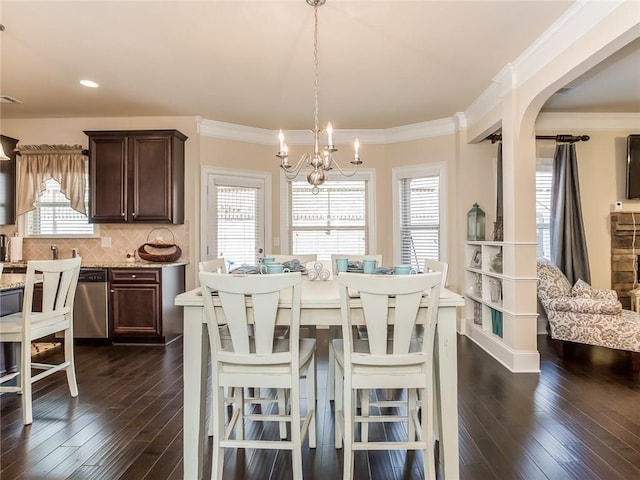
left=392, top=163, right=447, bottom=266
left=279, top=168, right=376, bottom=255
left=200, top=166, right=272, bottom=261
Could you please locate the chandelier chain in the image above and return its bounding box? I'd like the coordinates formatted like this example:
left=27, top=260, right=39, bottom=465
left=275, top=0, right=361, bottom=193
left=313, top=5, right=319, bottom=134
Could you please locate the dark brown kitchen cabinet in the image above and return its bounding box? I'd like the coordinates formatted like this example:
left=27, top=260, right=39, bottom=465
left=109, top=266, right=185, bottom=344
left=0, top=135, right=18, bottom=225
left=85, top=130, right=187, bottom=224
left=0, top=288, right=23, bottom=376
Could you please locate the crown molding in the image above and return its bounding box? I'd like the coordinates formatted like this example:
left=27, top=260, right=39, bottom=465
left=197, top=116, right=457, bottom=146
left=536, top=112, right=640, bottom=131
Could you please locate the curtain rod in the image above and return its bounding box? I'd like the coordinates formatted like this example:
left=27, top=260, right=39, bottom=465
left=14, top=149, right=89, bottom=156
left=486, top=133, right=590, bottom=144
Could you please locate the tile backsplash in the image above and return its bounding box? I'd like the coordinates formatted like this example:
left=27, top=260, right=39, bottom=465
left=0, top=222, right=189, bottom=263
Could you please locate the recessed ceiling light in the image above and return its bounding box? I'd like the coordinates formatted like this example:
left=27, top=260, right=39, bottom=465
left=80, top=80, right=99, bottom=88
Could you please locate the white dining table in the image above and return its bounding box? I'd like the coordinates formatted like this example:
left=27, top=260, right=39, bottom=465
left=175, top=278, right=465, bottom=479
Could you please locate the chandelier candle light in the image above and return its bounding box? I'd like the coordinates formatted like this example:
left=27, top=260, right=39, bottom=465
left=276, top=0, right=362, bottom=195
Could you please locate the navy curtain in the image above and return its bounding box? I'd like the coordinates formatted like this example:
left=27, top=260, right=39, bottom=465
left=550, top=143, right=590, bottom=284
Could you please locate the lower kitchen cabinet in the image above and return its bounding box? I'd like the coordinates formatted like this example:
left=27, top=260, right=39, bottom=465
left=0, top=288, right=23, bottom=376
left=109, top=265, right=185, bottom=344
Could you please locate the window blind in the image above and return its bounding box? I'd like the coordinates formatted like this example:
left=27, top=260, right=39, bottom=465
left=399, top=175, right=440, bottom=270
left=288, top=179, right=368, bottom=263
left=536, top=159, right=553, bottom=259
left=25, top=178, right=93, bottom=236
left=215, top=183, right=262, bottom=267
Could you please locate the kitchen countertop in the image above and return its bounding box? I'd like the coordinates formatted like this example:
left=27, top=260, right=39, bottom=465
left=1, top=273, right=30, bottom=290
left=2, top=260, right=189, bottom=269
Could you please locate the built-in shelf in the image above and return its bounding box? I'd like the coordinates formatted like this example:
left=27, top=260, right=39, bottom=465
left=463, top=240, right=540, bottom=373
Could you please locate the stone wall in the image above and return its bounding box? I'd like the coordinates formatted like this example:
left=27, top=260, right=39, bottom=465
left=610, top=212, right=640, bottom=309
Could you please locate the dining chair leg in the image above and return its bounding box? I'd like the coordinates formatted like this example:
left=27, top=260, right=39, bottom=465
left=328, top=325, right=342, bottom=401
left=278, top=388, right=287, bottom=439
left=334, top=359, right=343, bottom=449
left=343, top=380, right=354, bottom=480
left=422, top=384, right=437, bottom=480
left=213, top=385, right=225, bottom=480
left=235, top=388, right=245, bottom=440
left=290, top=377, right=303, bottom=480
left=360, top=389, right=369, bottom=442
left=64, top=329, right=79, bottom=397
left=408, top=388, right=417, bottom=441
left=21, top=340, right=33, bottom=425
left=306, top=354, right=317, bottom=448
left=15, top=343, right=23, bottom=394
left=328, top=341, right=335, bottom=401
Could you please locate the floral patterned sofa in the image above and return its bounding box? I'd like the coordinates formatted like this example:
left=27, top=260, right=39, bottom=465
left=537, top=259, right=640, bottom=353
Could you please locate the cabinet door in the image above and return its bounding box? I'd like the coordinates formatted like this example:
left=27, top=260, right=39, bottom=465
left=88, top=135, right=128, bottom=222
left=110, top=284, right=161, bottom=337
left=0, top=289, right=22, bottom=376
left=0, top=135, right=18, bottom=225
left=130, top=135, right=174, bottom=223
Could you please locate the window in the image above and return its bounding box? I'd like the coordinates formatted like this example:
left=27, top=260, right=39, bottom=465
left=536, top=158, right=553, bottom=259
left=205, top=171, right=268, bottom=268
left=284, top=173, right=374, bottom=264
left=24, top=177, right=94, bottom=237
left=393, top=164, right=445, bottom=271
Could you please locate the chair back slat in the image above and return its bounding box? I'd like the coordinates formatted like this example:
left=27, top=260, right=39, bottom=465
left=360, top=292, right=390, bottom=355
left=41, top=271, right=62, bottom=312
left=250, top=292, right=281, bottom=354
left=218, top=291, right=252, bottom=354
left=392, top=291, right=423, bottom=354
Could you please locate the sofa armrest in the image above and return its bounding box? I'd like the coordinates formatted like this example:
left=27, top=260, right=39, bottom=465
left=590, top=288, right=618, bottom=300
left=547, top=296, right=622, bottom=315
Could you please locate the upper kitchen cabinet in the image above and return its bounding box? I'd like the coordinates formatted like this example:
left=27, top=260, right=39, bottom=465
left=85, top=130, right=187, bottom=224
left=0, top=135, right=18, bottom=225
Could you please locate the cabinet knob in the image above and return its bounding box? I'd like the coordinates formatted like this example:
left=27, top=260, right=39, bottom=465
left=132, top=212, right=137, bottom=217
left=131, top=274, right=136, bottom=278
left=110, top=289, right=115, bottom=293
left=121, top=212, right=125, bottom=217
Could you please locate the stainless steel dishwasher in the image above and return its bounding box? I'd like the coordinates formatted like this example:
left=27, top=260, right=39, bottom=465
left=74, top=268, right=109, bottom=339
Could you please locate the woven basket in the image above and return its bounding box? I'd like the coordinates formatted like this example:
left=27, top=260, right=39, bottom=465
left=137, top=228, right=182, bottom=263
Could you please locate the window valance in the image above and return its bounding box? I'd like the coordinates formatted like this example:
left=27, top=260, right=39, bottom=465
left=16, top=144, right=87, bottom=216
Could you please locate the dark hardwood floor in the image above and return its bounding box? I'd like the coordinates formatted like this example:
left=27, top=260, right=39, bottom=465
left=1, top=331, right=639, bottom=480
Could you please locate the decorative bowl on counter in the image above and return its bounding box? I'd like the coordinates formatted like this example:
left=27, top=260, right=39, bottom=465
left=137, top=228, right=182, bottom=263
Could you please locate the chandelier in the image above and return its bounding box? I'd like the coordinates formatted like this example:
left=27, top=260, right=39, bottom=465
left=276, top=0, right=362, bottom=194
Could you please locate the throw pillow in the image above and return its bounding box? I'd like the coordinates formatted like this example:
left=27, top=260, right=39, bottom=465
left=571, top=278, right=592, bottom=298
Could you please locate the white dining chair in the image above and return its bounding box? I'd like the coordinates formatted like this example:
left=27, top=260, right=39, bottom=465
left=269, top=253, right=318, bottom=265
left=327, top=254, right=383, bottom=400
left=0, top=257, right=81, bottom=425
left=200, top=271, right=316, bottom=480
left=198, top=258, right=227, bottom=274
left=330, top=254, right=383, bottom=274
left=424, top=259, right=449, bottom=287
left=332, top=271, right=442, bottom=480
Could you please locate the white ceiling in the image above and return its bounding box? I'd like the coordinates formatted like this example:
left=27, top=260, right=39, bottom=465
left=0, top=1, right=638, bottom=130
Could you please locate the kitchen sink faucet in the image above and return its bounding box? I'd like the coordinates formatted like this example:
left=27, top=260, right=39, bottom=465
left=51, top=244, right=58, bottom=260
